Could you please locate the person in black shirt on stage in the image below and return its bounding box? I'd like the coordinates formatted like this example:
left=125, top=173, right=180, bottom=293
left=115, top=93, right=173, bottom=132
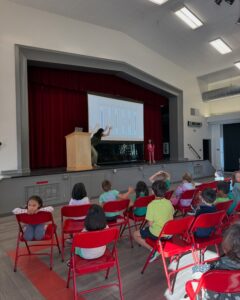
left=91, top=125, right=112, bottom=167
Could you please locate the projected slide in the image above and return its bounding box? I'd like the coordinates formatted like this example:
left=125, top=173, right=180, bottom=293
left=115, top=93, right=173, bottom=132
left=88, top=94, right=144, bottom=141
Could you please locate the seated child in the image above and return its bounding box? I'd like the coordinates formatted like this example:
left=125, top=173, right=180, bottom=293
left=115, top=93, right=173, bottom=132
left=133, top=180, right=174, bottom=261
left=228, top=170, right=240, bottom=214
left=75, top=204, right=107, bottom=259
left=149, top=170, right=171, bottom=189
left=215, top=181, right=230, bottom=204
left=69, top=182, right=90, bottom=206
left=192, top=223, right=240, bottom=300
left=194, top=188, right=217, bottom=238
left=131, top=181, right=149, bottom=216
left=99, top=180, right=133, bottom=221
left=171, top=172, right=195, bottom=206
left=12, top=195, right=53, bottom=241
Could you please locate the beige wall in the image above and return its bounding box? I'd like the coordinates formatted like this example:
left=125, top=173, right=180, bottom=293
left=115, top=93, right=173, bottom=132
left=0, top=0, right=210, bottom=172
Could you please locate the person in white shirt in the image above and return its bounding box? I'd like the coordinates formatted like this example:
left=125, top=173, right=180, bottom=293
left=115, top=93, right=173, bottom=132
left=12, top=195, right=53, bottom=241
left=69, top=182, right=90, bottom=206
left=75, top=204, right=107, bottom=259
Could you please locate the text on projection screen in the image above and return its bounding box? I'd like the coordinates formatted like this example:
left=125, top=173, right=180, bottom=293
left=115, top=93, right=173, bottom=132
left=88, top=94, right=144, bottom=141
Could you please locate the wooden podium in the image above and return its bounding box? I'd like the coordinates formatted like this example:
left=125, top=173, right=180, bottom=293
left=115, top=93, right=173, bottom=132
left=65, top=132, right=92, bottom=171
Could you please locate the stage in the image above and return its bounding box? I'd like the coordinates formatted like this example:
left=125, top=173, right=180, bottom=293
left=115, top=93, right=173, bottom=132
left=0, top=160, right=214, bottom=215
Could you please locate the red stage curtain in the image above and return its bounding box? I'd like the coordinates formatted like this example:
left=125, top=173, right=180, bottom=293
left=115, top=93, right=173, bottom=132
left=28, top=67, right=167, bottom=169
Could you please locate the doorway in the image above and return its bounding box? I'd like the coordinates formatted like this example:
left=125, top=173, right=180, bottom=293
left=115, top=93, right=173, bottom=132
left=223, top=123, right=240, bottom=171
left=203, top=139, right=211, bottom=161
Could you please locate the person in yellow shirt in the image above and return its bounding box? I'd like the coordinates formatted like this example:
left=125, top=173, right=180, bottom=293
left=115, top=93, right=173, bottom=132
left=133, top=180, right=174, bottom=253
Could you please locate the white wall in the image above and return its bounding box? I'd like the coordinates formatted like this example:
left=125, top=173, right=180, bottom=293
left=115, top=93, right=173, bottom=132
left=0, top=0, right=210, bottom=172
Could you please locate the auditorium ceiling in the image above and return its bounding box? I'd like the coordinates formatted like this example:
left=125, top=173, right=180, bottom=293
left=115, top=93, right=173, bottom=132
left=7, top=0, right=240, bottom=81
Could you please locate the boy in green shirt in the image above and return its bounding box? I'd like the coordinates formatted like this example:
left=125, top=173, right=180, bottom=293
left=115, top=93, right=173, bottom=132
left=215, top=181, right=230, bottom=204
left=133, top=180, right=174, bottom=253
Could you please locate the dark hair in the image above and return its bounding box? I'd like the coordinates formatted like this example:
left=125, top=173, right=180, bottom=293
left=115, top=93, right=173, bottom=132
left=93, top=128, right=104, bottom=139
left=217, top=181, right=230, bottom=195
left=136, top=181, right=149, bottom=198
left=72, top=183, right=87, bottom=200
left=152, top=180, right=168, bottom=197
left=84, top=204, right=106, bottom=231
left=201, top=188, right=216, bottom=204
left=222, top=223, right=240, bottom=263
left=26, top=195, right=43, bottom=208
left=102, top=180, right=111, bottom=192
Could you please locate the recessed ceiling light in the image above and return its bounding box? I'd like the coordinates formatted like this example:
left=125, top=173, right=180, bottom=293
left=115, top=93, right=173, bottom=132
left=234, top=61, right=240, bottom=69
left=209, top=38, right=232, bottom=54
left=174, top=6, right=203, bottom=30
left=148, top=0, right=169, bottom=5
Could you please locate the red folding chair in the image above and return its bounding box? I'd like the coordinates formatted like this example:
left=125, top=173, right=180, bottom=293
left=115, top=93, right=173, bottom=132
left=215, top=200, right=233, bottom=230
left=14, top=211, right=61, bottom=271
left=127, top=195, right=155, bottom=230
left=61, top=204, right=91, bottom=261
left=141, top=216, right=195, bottom=294
left=189, top=211, right=226, bottom=264
left=164, top=190, right=174, bottom=200
left=103, top=199, right=133, bottom=247
left=174, top=189, right=196, bottom=216
left=229, top=201, right=240, bottom=224
left=186, top=270, right=240, bottom=300
left=66, top=227, right=123, bottom=300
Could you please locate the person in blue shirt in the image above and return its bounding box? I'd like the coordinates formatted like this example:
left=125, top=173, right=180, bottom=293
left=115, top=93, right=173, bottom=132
left=194, top=188, right=217, bottom=238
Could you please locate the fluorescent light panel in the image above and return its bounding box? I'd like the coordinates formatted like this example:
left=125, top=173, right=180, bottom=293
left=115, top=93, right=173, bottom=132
left=234, top=62, right=240, bottom=70
left=209, top=38, right=232, bottom=54
left=175, top=6, right=203, bottom=29
left=148, top=0, right=169, bottom=5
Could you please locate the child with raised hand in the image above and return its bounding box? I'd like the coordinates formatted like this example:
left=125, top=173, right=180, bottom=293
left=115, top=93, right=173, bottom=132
left=133, top=180, right=174, bottom=260
left=99, top=180, right=134, bottom=221
left=171, top=172, right=195, bottom=206
left=12, top=195, right=53, bottom=241
left=75, top=204, right=107, bottom=259
left=149, top=170, right=171, bottom=189
left=69, top=182, right=90, bottom=206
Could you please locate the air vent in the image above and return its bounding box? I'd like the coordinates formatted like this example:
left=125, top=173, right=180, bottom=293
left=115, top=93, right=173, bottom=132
left=202, top=85, right=240, bottom=101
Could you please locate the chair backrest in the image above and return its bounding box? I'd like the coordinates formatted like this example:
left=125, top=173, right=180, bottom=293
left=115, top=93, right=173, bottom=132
left=197, top=270, right=240, bottom=294
left=103, top=199, right=130, bottom=213
left=160, top=215, right=195, bottom=237
left=164, top=190, right=174, bottom=200
left=16, top=211, right=53, bottom=225
left=190, top=211, right=226, bottom=232
left=72, top=227, right=119, bottom=249
left=133, top=195, right=155, bottom=208
left=215, top=200, right=233, bottom=212
left=61, top=204, right=91, bottom=219
left=180, top=189, right=196, bottom=200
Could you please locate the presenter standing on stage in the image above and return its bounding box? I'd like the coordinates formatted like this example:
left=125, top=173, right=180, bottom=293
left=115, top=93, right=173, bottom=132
left=91, top=125, right=112, bottom=167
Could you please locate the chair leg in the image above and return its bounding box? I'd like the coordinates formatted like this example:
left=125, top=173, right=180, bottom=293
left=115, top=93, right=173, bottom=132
left=161, top=255, right=173, bottom=294
left=24, top=239, right=31, bottom=255
left=120, top=224, right=127, bottom=237
left=50, top=237, right=54, bottom=270
left=66, top=262, right=72, bottom=288
left=115, top=250, right=124, bottom=300
left=55, top=232, right=61, bottom=254
left=127, top=220, right=133, bottom=248
left=14, top=236, right=21, bottom=272
left=141, top=248, right=155, bottom=274
left=61, top=233, right=65, bottom=262
left=105, top=267, right=111, bottom=279
left=72, top=269, right=78, bottom=300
